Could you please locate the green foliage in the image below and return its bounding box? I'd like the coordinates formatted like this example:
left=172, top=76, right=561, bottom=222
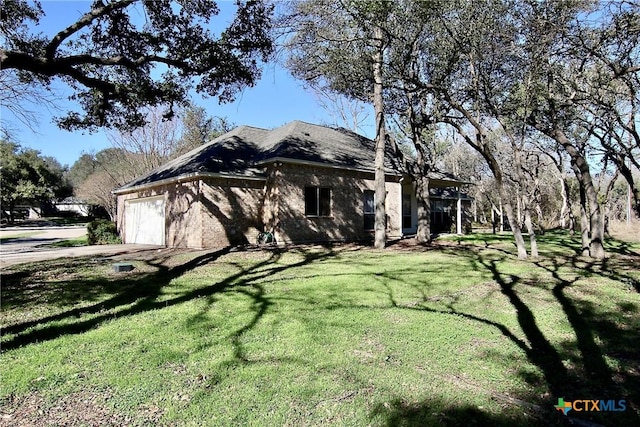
left=65, top=154, right=98, bottom=189
left=0, top=139, right=71, bottom=221
left=1, top=0, right=274, bottom=131
left=174, top=105, right=235, bottom=155
left=86, top=220, right=121, bottom=245
left=282, top=0, right=376, bottom=101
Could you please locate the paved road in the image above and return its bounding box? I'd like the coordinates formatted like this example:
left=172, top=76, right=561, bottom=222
left=0, top=225, right=87, bottom=253
left=0, top=226, right=160, bottom=268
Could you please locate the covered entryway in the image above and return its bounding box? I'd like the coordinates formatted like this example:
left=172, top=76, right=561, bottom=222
left=400, top=173, right=471, bottom=236
left=124, top=196, right=166, bottom=245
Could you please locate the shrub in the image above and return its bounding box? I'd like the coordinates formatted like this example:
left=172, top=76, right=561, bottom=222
left=87, top=220, right=121, bottom=245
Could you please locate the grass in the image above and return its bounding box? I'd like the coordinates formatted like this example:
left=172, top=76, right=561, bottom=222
left=39, top=235, right=89, bottom=248
left=0, top=231, right=41, bottom=243
left=1, top=231, right=639, bottom=426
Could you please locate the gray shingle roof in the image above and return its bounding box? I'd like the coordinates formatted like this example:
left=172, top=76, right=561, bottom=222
left=115, top=121, right=406, bottom=193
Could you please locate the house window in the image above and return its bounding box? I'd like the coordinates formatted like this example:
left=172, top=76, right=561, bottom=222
left=364, top=190, right=375, bottom=230
left=402, top=193, right=412, bottom=229
left=305, top=186, right=331, bottom=216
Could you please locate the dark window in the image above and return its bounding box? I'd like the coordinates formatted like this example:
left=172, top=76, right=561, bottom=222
left=402, top=193, right=412, bottom=229
left=364, top=190, right=374, bottom=230
left=305, top=186, right=331, bottom=216
left=305, top=187, right=317, bottom=215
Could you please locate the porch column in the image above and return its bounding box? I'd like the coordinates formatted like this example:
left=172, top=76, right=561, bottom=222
left=456, top=186, right=462, bottom=235
left=399, top=179, right=404, bottom=236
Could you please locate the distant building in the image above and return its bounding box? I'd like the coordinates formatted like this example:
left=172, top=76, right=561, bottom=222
left=55, top=197, right=91, bottom=217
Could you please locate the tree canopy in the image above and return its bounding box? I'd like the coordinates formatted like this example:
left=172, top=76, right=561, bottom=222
left=0, top=139, right=71, bottom=221
left=0, top=0, right=274, bottom=131
left=281, top=0, right=639, bottom=258
left=72, top=105, right=231, bottom=219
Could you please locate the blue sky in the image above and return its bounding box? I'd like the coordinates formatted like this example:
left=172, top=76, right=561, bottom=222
left=1, top=1, right=374, bottom=167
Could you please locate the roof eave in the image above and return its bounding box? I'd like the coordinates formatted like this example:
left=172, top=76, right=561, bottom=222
left=255, top=156, right=404, bottom=177
left=112, top=172, right=266, bottom=195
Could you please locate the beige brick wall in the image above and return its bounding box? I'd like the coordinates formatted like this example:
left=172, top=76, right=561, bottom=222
left=200, top=177, right=265, bottom=247
left=267, top=163, right=402, bottom=244
left=117, top=165, right=402, bottom=249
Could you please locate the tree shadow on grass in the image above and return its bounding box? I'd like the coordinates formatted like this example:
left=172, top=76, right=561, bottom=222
left=1, top=246, right=335, bottom=358
left=469, top=249, right=636, bottom=425
left=370, top=397, right=563, bottom=427
left=366, top=243, right=639, bottom=427
left=3, top=240, right=638, bottom=426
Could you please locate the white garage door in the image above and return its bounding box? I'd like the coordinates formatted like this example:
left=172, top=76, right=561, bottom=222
left=124, top=196, right=165, bottom=245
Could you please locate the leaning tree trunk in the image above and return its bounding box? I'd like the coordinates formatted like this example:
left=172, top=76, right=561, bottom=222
left=554, top=129, right=605, bottom=259
left=573, top=165, right=591, bottom=256
left=372, top=24, right=387, bottom=249
left=618, top=160, right=640, bottom=219
left=579, top=191, right=590, bottom=256
left=440, top=102, right=527, bottom=258
left=485, top=151, right=528, bottom=260
left=501, top=196, right=528, bottom=260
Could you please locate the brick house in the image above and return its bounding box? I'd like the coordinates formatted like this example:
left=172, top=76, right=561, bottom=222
left=113, top=121, right=469, bottom=248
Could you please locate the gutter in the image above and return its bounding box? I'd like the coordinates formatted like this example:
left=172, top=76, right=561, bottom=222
left=255, top=157, right=405, bottom=178
left=112, top=171, right=267, bottom=195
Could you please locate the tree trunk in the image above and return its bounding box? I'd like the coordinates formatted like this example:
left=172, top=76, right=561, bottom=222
left=492, top=170, right=527, bottom=258
left=579, top=199, right=590, bottom=256
left=372, top=24, right=387, bottom=249
left=553, top=129, right=605, bottom=259
left=559, top=175, right=568, bottom=229
left=415, top=173, right=431, bottom=243
left=502, top=199, right=528, bottom=259
left=491, top=203, right=496, bottom=234
left=574, top=167, right=590, bottom=256
left=440, top=109, right=526, bottom=257
left=535, top=201, right=545, bottom=235
left=514, top=148, right=538, bottom=257
left=618, top=161, right=640, bottom=219
left=473, top=199, right=478, bottom=223
left=486, top=149, right=527, bottom=259
left=524, top=206, right=539, bottom=257
left=563, top=175, right=576, bottom=235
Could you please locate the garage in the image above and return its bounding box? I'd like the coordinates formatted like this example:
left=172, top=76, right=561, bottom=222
left=124, top=196, right=166, bottom=245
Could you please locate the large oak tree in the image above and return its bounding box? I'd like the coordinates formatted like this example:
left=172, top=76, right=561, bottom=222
left=1, top=0, right=273, bottom=131
left=281, top=0, right=391, bottom=249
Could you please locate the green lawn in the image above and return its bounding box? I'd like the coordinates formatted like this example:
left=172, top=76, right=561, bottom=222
left=0, top=231, right=41, bottom=243
left=39, top=235, right=89, bottom=248
left=1, top=232, right=639, bottom=426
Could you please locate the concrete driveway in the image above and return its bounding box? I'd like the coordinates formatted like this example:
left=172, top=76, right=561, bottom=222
left=0, top=225, right=161, bottom=268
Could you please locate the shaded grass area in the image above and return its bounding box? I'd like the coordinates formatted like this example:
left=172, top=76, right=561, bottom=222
left=39, top=236, right=89, bottom=248
left=1, top=233, right=639, bottom=426
left=0, top=231, right=41, bottom=243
